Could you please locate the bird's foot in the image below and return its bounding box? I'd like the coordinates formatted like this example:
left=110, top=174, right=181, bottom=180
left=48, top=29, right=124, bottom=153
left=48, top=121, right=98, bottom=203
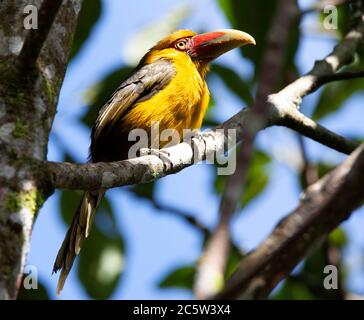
left=183, top=129, right=216, bottom=145
left=183, top=129, right=201, bottom=143
left=139, top=148, right=173, bottom=170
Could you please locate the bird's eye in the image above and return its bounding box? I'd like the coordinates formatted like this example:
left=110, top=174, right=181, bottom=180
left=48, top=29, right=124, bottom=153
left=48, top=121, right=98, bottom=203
left=175, top=40, right=187, bottom=50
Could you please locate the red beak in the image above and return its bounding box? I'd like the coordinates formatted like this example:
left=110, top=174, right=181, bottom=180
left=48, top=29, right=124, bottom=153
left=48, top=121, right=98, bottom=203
left=188, top=29, right=256, bottom=61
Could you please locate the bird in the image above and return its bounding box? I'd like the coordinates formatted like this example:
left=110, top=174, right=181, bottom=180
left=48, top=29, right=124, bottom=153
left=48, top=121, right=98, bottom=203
left=52, top=29, right=255, bottom=294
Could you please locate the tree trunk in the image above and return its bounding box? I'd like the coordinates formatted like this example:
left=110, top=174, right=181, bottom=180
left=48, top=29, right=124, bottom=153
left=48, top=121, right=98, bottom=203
left=0, top=0, right=82, bottom=299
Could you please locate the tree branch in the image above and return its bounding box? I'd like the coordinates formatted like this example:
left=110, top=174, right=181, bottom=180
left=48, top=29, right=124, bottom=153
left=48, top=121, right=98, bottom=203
left=42, top=4, right=364, bottom=191
left=215, top=143, right=364, bottom=299
left=193, top=0, right=300, bottom=299
left=311, top=69, right=364, bottom=91
left=17, top=0, right=63, bottom=72
left=0, top=0, right=82, bottom=299
left=297, top=135, right=319, bottom=187
left=277, top=107, right=358, bottom=154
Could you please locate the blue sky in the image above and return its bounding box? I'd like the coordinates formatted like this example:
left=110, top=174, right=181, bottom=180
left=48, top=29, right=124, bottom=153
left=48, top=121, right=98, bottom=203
left=27, top=0, right=364, bottom=299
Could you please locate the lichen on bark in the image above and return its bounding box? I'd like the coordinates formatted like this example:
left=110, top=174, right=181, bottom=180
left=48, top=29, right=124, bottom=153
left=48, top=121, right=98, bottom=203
left=0, top=0, right=83, bottom=299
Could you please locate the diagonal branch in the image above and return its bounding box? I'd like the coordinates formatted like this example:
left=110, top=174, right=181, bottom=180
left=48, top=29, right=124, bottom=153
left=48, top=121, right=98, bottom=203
left=215, top=143, right=364, bottom=299
left=193, top=0, right=300, bottom=299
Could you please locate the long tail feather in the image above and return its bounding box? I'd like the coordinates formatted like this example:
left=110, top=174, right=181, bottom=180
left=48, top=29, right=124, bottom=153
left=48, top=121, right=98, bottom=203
left=53, top=190, right=104, bottom=294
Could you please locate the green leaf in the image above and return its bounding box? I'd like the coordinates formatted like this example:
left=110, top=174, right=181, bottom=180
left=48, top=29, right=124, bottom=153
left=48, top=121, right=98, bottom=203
left=159, top=265, right=195, bottom=290
left=217, top=0, right=236, bottom=26
left=214, top=150, right=271, bottom=209
left=202, top=114, right=220, bottom=128
left=217, top=0, right=278, bottom=70
left=299, top=162, right=336, bottom=190
left=317, top=162, right=336, bottom=179
left=283, top=23, right=300, bottom=79
left=202, top=93, right=220, bottom=127
left=329, top=228, right=348, bottom=249
left=225, top=245, right=244, bottom=279
left=241, top=150, right=271, bottom=208
left=272, top=278, right=314, bottom=300
left=274, top=234, right=348, bottom=300
left=319, top=2, right=350, bottom=38
left=17, top=278, right=49, bottom=300
left=82, top=66, right=134, bottom=128
left=210, top=64, right=253, bottom=105
left=217, top=0, right=300, bottom=80
left=130, top=182, right=156, bottom=200
left=60, top=189, right=82, bottom=225
left=312, top=78, right=364, bottom=120
left=78, top=227, right=124, bottom=299
left=70, top=0, right=102, bottom=60
left=337, top=3, right=351, bottom=36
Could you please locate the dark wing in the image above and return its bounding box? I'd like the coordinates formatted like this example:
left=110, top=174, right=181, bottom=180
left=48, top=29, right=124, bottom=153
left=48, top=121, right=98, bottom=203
left=90, top=59, right=175, bottom=161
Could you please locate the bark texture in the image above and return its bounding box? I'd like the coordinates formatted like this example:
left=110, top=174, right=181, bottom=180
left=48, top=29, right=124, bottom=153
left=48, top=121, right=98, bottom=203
left=0, top=0, right=363, bottom=301
left=0, top=0, right=82, bottom=299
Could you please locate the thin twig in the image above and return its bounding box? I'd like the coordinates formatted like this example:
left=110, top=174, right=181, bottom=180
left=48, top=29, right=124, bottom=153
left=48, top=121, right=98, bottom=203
left=312, top=70, right=364, bottom=92
left=151, top=199, right=210, bottom=236
left=297, top=135, right=319, bottom=188
left=278, top=108, right=358, bottom=154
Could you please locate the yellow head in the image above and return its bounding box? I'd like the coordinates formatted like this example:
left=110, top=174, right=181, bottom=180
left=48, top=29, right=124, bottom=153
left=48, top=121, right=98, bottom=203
left=140, top=29, right=256, bottom=76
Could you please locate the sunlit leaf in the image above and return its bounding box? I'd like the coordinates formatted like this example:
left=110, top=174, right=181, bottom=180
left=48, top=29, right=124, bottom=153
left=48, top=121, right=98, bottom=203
left=159, top=265, right=195, bottom=290
left=329, top=228, right=348, bottom=249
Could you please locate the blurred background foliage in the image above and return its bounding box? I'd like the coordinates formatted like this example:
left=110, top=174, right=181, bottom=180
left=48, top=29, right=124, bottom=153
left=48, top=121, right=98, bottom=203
left=22, top=0, right=364, bottom=300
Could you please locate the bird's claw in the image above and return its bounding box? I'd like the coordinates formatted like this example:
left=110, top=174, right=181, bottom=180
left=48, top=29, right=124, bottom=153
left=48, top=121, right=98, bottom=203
left=139, top=148, right=173, bottom=170
left=183, top=129, right=201, bottom=143
left=183, top=130, right=215, bottom=144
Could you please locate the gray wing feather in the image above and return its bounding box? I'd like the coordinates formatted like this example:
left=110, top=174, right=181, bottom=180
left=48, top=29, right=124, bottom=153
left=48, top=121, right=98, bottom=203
left=92, top=59, right=175, bottom=140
